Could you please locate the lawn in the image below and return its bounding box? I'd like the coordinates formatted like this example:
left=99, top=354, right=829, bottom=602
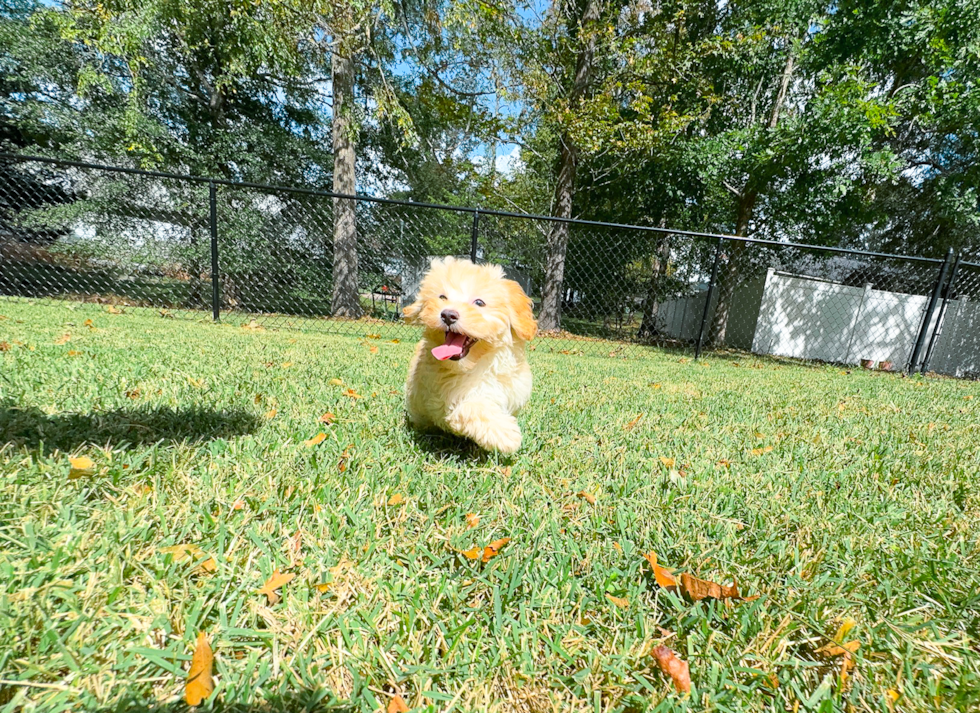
left=1, top=299, right=979, bottom=713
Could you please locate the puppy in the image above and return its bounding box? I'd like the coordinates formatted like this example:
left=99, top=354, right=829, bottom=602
left=403, top=257, right=537, bottom=454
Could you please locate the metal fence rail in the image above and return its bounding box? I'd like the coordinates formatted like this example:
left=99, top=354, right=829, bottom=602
left=1, top=153, right=977, bottom=378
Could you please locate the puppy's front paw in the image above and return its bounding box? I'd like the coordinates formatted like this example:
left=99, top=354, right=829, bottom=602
left=479, top=418, right=522, bottom=454
left=447, top=402, right=523, bottom=454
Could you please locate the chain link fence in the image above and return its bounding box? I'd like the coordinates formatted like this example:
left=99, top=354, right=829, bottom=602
left=2, top=154, right=977, bottom=378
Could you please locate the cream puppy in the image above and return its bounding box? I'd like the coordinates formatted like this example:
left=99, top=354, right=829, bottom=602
left=403, top=257, right=537, bottom=454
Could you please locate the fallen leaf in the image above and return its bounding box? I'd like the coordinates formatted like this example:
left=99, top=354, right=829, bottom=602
left=606, top=594, right=629, bottom=609
left=106, top=305, right=122, bottom=314
left=126, top=388, right=141, bottom=399
left=256, top=569, right=295, bottom=605
left=816, top=639, right=860, bottom=658
left=642, top=552, right=678, bottom=591
left=576, top=491, right=597, bottom=505
left=232, top=499, right=245, bottom=511
left=254, top=394, right=263, bottom=404
left=55, top=333, right=71, bottom=345
left=314, top=582, right=332, bottom=593
left=460, top=546, right=483, bottom=560
left=84, top=319, right=95, bottom=329
left=482, top=537, right=511, bottom=563
left=651, top=382, right=662, bottom=389
left=885, top=689, right=901, bottom=711
left=160, top=544, right=216, bottom=573
left=716, top=459, right=731, bottom=468
left=188, top=377, right=205, bottom=389
left=264, top=408, right=278, bottom=419
left=329, top=378, right=343, bottom=385
left=66, top=350, right=82, bottom=356
left=369, top=345, right=379, bottom=354
left=624, top=413, right=644, bottom=431
left=465, top=513, right=480, bottom=529
left=68, top=455, right=96, bottom=479
left=342, top=388, right=362, bottom=399
left=242, top=320, right=263, bottom=331
left=388, top=695, right=410, bottom=713
left=319, top=412, right=335, bottom=424
left=679, top=572, right=757, bottom=602
left=0, top=342, right=9, bottom=352
left=281, top=361, right=293, bottom=368
left=750, top=446, right=774, bottom=456
left=659, top=456, right=676, bottom=468
left=390, top=339, right=401, bottom=344
left=612, top=541, right=623, bottom=553
left=387, top=493, right=405, bottom=506
left=651, top=645, right=691, bottom=694
left=304, top=432, right=327, bottom=447
left=184, top=632, right=214, bottom=706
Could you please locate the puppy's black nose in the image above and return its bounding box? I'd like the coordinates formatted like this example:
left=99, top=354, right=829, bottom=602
left=440, top=309, right=459, bottom=325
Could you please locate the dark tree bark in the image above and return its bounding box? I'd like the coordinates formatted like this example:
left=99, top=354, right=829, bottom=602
left=330, top=46, right=362, bottom=318
left=537, top=0, right=604, bottom=333
left=709, top=49, right=795, bottom=346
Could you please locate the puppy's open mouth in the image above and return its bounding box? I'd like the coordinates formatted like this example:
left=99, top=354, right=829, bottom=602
left=432, top=330, right=478, bottom=361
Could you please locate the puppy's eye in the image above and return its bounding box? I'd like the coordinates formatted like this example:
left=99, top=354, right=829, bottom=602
left=438, top=294, right=447, bottom=300
left=473, top=299, right=486, bottom=307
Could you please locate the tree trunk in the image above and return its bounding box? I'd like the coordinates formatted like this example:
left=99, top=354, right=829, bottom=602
left=537, top=0, right=604, bottom=333
left=538, top=137, right=577, bottom=332
left=708, top=48, right=795, bottom=346
left=708, top=192, right=754, bottom=346
left=637, top=231, right=672, bottom=339
left=331, top=46, right=362, bottom=318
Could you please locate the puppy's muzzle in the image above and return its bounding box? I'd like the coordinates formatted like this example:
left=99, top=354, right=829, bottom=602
left=441, top=309, right=460, bottom=326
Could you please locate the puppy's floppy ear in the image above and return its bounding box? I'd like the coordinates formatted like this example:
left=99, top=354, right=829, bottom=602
left=402, top=297, right=423, bottom=324
left=503, top=279, right=537, bottom=342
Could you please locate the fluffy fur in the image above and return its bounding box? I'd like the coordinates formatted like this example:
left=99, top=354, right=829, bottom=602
left=403, top=257, right=537, bottom=454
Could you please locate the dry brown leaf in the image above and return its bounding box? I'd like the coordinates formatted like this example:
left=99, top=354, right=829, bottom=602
left=369, top=345, right=379, bottom=354
left=314, top=582, right=332, bottom=593
left=125, top=388, right=140, bottom=399
left=303, top=432, right=327, bottom=447
left=84, top=318, right=94, bottom=328
left=54, top=333, right=71, bottom=345
left=329, top=378, right=343, bottom=385
left=68, top=455, right=96, bottom=480
left=624, top=413, right=644, bottom=431
left=184, top=631, right=214, bottom=706
left=387, top=493, right=405, bottom=506
left=612, top=541, right=623, bottom=553
left=0, top=342, right=9, bottom=352
left=319, top=412, right=335, bottom=424
left=750, top=446, right=774, bottom=456
left=242, top=319, right=263, bottom=331
left=717, top=459, right=732, bottom=468
left=460, top=546, right=482, bottom=560
left=651, top=645, right=691, bottom=694
left=160, top=544, right=217, bottom=574
left=254, top=394, right=263, bottom=404
left=387, top=695, right=410, bottom=713
left=606, top=594, right=629, bottom=609
left=390, top=338, right=401, bottom=344
left=264, top=408, right=278, bottom=419
left=465, top=513, right=480, bottom=529
left=231, top=499, right=246, bottom=511
left=679, top=572, right=757, bottom=602
left=482, top=537, right=510, bottom=563
left=281, top=361, right=293, bottom=369
left=816, top=639, right=860, bottom=658
left=342, top=388, right=362, bottom=399
left=659, top=456, right=676, bottom=468
left=885, top=689, right=901, bottom=711
left=642, top=552, right=678, bottom=591
left=576, top=491, right=597, bottom=505
left=106, top=305, right=122, bottom=314
left=256, top=569, right=295, bottom=605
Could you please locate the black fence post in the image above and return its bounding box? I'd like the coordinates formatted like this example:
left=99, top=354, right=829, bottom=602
left=209, top=181, right=220, bottom=322
left=921, top=252, right=961, bottom=375
left=470, top=209, right=480, bottom=263
left=695, top=237, right=724, bottom=360
left=908, top=247, right=954, bottom=373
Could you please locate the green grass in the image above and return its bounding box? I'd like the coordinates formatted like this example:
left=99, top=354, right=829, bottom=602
left=1, top=299, right=979, bottom=713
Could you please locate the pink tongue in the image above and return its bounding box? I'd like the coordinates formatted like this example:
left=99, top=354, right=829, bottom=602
left=432, top=332, right=467, bottom=361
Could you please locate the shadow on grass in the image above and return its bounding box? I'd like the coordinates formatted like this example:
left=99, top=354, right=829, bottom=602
left=405, top=424, right=504, bottom=464
left=0, top=401, right=262, bottom=452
